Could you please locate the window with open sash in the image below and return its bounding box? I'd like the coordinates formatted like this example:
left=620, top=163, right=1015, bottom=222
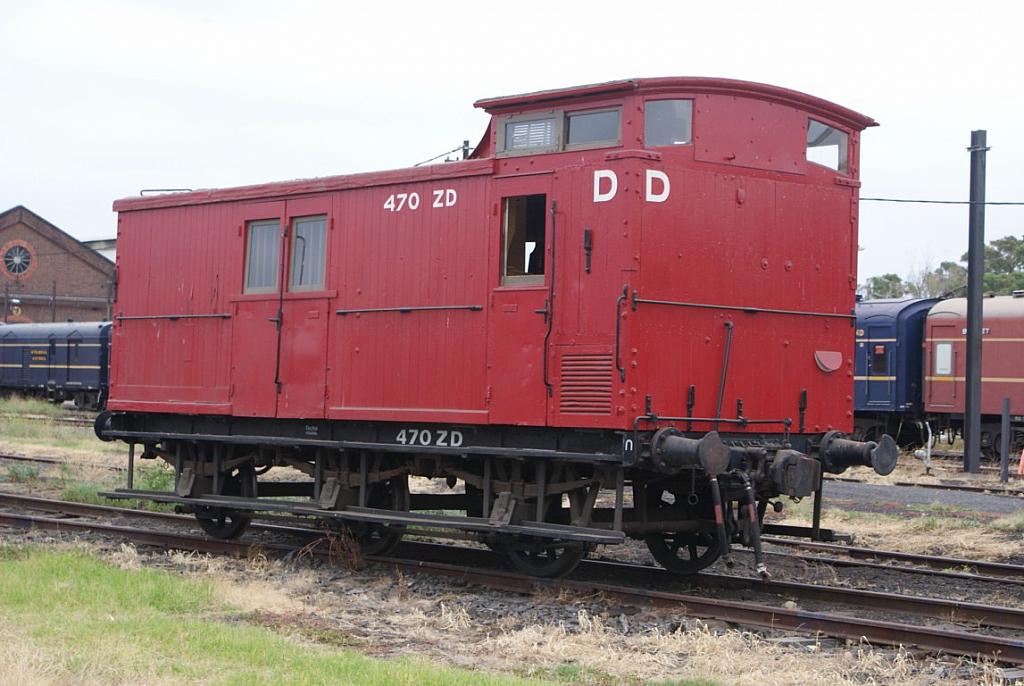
left=806, top=119, right=849, bottom=173
left=502, top=194, right=547, bottom=286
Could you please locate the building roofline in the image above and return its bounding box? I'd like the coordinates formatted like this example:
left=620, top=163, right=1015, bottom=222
left=0, top=206, right=115, bottom=274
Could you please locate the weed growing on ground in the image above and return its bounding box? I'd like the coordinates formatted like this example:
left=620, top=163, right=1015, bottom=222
left=0, top=395, right=66, bottom=417
left=5, top=464, right=42, bottom=483
left=56, top=462, right=175, bottom=512
left=993, top=510, right=1024, bottom=532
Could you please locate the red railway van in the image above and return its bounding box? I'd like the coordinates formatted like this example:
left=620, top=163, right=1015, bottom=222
left=925, top=294, right=1024, bottom=450
left=98, top=77, right=894, bottom=577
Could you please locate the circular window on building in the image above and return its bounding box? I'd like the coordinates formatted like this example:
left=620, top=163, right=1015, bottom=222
left=0, top=240, right=37, bottom=280
left=4, top=245, right=31, bottom=275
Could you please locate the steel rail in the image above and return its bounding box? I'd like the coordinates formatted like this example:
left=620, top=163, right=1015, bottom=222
left=0, top=413, right=95, bottom=425
left=761, top=536, right=1024, bottom=580
left=1, top=511, right=1022, bottom=664
left=0, top=453, right=123, bottom=472
left=825, top=474, right=1023, bottom=497
left=584, top=560, right=1024, bottom=630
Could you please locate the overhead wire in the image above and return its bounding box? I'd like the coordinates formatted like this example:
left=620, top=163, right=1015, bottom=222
left=860, top=197, right=1024, bottom=205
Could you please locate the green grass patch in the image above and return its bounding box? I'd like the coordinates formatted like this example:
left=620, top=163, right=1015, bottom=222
left=906, top=501, right=968, bottom=515
left=5, top=463, right=43, bottom=483
left=993, top=510, right=1024, bottom=532
left=0, top=415, right=122, bottom=454
left=57, top=462, right=175, bottom=513
left=0, top=395, right=66, bottom=417
left=0, top=546, right=551, bottom=685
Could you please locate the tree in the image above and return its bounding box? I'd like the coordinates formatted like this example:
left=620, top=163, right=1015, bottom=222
left=905, top=260, right=967, bottom=298
left=960, top=235, right=1024, bottom=294
left=862, top=273, right=906, bottom=299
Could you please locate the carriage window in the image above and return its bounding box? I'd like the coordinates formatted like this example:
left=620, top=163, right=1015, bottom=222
left=289, top=215, right=327, bottom=291
left=502, top=194, right=546, bottom=286
left=244, top=219, right=280, bottom=293
left=806, top=119, right=849, bottom=172
left=566, top=109, right=620, bottom=147
left=505, top=118, right=557, bottom=151
left=871, top=344, right=888, bottom=374
left=934, top=342, right=953, bottom=376
left=644, top=99, right=693, bottom=147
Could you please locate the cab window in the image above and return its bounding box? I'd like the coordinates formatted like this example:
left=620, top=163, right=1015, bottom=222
left=504, top=117, right=558, bottom=152
left=566, top=109, right=620, bottom=147
left=806, top=119, right=849, bottom=172
left=644, top=100, right=693, bottom=147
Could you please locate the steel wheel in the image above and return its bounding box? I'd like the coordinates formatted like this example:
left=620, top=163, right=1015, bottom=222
left=506, top=538, right=584, bottom=577
left=195, top=466, right=253, bottom=539
left=644, top=530, right=720, bottom=575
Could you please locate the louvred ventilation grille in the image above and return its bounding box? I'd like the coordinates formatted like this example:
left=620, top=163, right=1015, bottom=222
left=559, top=353, right=613, bottom=414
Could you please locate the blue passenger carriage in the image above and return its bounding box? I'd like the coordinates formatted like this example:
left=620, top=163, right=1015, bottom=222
left=853, top=298, right=939, bottom=446
left=0, top=322, right=111, bottom=409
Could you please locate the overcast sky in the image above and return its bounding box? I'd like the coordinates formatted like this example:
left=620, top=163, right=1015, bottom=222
left=1, top=1, right=1020, bottom=281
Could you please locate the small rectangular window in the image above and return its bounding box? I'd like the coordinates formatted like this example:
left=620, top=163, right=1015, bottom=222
left=505, top=118, right=556, bottom=151
left=934, top=342, right=953, bottom=376
left=806, top=119, right=849, bottom=172
left=871, top=344, right=888, bottom=375
left=244, top=219, right=280, bottom=293
left=566, top=109, right=620, bottom=147
left=645, top=100, right=693, bottom=147
left=289, top=215, right=327, bottom=291
left=502, top=194, right=546, bottom=286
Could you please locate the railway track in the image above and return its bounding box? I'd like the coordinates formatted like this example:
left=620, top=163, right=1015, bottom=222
left=1, top=492, right=1022, bottom=664
left=825, top=474, right=1024, bottom=497
left=0, top=412, right=95, bottom=426
left=0, top=452, right=123, bottom=472
left=760, top=536, right=1024, bottom=582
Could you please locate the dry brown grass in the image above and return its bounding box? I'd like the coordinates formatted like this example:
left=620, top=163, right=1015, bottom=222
left=767, top=504, right=1020, bottom=561
left=480, top=610, right=1004, bottom=686
left=843, top=458, right=1023, bottom=491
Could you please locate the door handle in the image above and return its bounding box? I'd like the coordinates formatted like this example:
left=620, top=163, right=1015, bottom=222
left=533, top=300, right=549, bottom=323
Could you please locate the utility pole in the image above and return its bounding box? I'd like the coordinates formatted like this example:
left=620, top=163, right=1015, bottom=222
left=964, top=130, right=988, bottom=473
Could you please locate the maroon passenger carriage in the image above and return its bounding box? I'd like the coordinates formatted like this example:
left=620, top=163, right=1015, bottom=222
left=96, top=77, right=896, bottom=577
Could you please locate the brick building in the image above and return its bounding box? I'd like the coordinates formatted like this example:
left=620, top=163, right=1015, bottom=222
left=0, top=206, right=114, bottom=323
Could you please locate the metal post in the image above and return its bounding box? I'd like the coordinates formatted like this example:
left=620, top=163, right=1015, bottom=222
left=1000, top=398, right=1011, bottom=483
left=811, top=466, right=824, bottom=541
left=313, top=449, right=322, bottom=501
left=358, top=452, right=368, bottom=508
left=127, top=443, right=135, bottom=489
left=964, top=130, right=988, bottom=473
left=482, top=458, right=492, bottom=517
left=212, top=444, right=221, bottom=495
left=535, top=461, right=546, bottom=522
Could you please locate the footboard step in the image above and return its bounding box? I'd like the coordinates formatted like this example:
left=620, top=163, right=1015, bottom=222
left=98, top=489, right=626, bottom=545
